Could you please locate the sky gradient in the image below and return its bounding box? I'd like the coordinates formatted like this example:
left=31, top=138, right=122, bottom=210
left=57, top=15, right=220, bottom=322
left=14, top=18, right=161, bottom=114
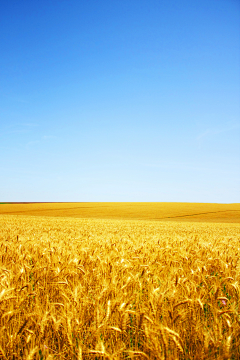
left=1, top=0, right=240, bottom=202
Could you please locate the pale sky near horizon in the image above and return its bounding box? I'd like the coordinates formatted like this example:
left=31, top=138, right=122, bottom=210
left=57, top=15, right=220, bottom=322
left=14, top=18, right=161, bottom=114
left=1, top=0, right=240, bottom=203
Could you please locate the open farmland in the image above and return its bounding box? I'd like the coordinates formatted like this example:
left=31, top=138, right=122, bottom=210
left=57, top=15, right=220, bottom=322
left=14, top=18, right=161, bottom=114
left=0, top=209, right=240, bottom=359
left=0, top=202, right=240, bottom=222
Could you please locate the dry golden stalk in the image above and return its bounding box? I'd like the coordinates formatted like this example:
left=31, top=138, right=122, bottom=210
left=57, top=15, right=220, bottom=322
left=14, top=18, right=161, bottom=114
left=126, top=350, right=150, bottom=359
left=105, top=300, right=111, bottom=323
left=77, top=345, right=83, bottom=360
left=197, top=298, right=204, bottom=310
left=175, top=274, right=179, bottom=286
left=159, top=327, right=168, bottom=359
left=17, top=319, right=29, bottom=336
left=173, top=299, right=190, bottom=310
left=217, top=297, right=229, bottom=302
left=171, top=335, right=184, bottom=354
left=66, top=317, right=73, bottom=346
left=109, top=326, right=122, bottom=332
left=223, top=335, right=232, bottom=359
left=121, top=312, right=129, bottom=331
left=218, top=310, right=232, bottom=316
left=144, top=315, right=153, bottom=324
left=0, top=346, right=7, bottom=360
left=137, top=312, right=144, bottom=330
left=214, top=287, right=220, bottom=299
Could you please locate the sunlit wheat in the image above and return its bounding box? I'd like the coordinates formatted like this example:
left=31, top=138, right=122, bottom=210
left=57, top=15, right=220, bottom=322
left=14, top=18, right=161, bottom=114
left=0, top=214, right=239, bottom=359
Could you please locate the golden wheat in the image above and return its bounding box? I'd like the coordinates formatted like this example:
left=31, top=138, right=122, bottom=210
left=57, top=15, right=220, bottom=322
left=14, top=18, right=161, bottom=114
left=0, top=214, right=239, bottom=359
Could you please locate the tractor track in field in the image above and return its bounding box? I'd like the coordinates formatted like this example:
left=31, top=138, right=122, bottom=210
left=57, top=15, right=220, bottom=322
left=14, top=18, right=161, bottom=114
left=155, top=209, right=240, bottom=220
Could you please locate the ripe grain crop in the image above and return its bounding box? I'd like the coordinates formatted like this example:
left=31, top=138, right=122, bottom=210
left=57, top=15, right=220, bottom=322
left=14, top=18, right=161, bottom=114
left=0, top=214, right=240, bottom=359
left=1, top=202, right=240, bottom=223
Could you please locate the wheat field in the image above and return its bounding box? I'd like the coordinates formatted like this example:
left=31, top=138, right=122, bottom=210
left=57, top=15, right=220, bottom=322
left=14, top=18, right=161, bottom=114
left=1, top=202, right=240, bottom=222
left=0, top=207, right=240, bottom=359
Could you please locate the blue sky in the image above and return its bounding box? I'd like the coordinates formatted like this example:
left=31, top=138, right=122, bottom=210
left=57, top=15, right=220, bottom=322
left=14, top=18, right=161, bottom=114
left=1, top=0, right=239, bottom=202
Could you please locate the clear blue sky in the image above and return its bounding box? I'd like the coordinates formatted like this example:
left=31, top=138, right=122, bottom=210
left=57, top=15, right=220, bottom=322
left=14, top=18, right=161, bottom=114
left=1, top=0, right=239, bottom=202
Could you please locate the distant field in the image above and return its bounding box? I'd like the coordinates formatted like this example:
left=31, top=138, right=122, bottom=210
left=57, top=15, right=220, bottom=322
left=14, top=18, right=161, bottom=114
left=0, top=202, right=239, bottom=222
